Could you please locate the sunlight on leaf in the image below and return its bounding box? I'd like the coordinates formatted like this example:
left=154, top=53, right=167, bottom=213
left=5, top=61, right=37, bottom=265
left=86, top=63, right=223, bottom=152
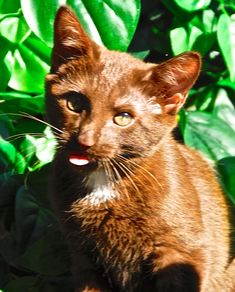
left=8, top=43, right=49, bottom=93
left=217, top=13, right=235, bottom=81
left=174, top=0, right=211, bottom=12
left=0, top=14, right=31, bottom=43
left=21, top=0, right=140, bottom=51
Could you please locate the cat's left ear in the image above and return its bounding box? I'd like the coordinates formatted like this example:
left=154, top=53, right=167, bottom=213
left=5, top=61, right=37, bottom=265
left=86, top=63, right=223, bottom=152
left=150, top=52, right=201, bottom=114
left=51, top=6, right=99, bottom=72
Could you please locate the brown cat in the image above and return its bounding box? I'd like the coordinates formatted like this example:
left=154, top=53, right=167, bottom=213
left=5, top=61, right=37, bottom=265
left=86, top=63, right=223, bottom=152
left=45, top=6, right=235, bottom=292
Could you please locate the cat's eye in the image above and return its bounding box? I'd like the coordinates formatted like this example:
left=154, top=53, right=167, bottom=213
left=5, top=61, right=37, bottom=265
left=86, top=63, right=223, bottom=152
left=113, top=112, right=134, bottom=127
left=66, top=93, right=88, bottom=113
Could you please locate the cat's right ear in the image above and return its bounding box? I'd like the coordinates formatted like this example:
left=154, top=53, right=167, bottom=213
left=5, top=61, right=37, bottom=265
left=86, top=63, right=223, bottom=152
left=147, top=52, right=201, bottom=115
left=51, top=6, right=99, bottom=72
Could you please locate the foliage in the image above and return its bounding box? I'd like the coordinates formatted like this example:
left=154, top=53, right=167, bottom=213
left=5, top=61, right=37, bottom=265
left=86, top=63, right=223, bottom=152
left=0, top=0, right=235, bottom=290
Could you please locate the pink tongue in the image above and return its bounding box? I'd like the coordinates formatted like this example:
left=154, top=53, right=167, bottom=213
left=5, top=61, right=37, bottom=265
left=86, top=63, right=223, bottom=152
left=69, top=154, right=90, bottom=166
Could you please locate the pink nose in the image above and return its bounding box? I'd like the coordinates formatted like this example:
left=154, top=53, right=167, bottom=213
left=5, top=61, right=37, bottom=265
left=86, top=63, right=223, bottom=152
left=78, top=129, right=95, bottom=147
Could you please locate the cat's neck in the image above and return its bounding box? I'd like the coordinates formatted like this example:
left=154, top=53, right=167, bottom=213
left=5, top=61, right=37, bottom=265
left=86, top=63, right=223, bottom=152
left=80, top=138, right=174, bottom=207
left=83, top=168, right=119, bottom=206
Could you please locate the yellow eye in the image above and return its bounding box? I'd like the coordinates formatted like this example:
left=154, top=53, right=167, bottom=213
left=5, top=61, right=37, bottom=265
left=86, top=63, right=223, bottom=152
left=67, top=96, right=83, bottom=113
left=113, top=112, right=134, bottom=127
left=65, top=92, right=88, bottom=113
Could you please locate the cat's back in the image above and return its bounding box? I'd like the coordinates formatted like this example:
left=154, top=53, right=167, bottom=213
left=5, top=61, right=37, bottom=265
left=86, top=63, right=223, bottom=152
left=175, top=141, right=230, bottom=275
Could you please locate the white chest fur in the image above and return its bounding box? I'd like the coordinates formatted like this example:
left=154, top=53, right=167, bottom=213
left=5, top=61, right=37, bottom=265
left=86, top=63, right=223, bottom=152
left=83, top=168, right=118, bottom=206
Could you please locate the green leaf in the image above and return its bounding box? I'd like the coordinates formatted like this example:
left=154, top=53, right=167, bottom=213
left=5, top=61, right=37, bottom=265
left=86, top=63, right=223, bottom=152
left=170, top=23, right=215, bottom=56
left=0, top=114, right=15, bottom=140
left=0, top=185, right=70, bottom=276
left=0, top=0, right=21, bottom=14
left=192, top=32, right=215, bottom=55
left=24, top=33, right=51, bottom=65
left=0, top=36, right=12, bottom=91
left=162, top=0, right=192, bottom=19
left=20, top=0, right=66, bottom=47
left=217, top=14, right=235, bottom=81
left=0, top=92, right=45, bottom=114
left=170, top=27, right=188, bottom=55
left=15, top=228, right=70, bottom=275
left=0, top=137, right=26, bottom=173
left=131, top=50, right=150, bottom=59
left=218, top=78, right=235, bottom=91
left=213, top=89, right=235, bottom=132
left=20, top=128, right=56, bottom=171
left=14, top=187, right=56, bottom=248
left=69, top=0, right=141, bottom=51
left=183, top=111, right=235, bottom=161
left=0, top=13, right=31, bottom=44
left=202, top=9, right=217, bottom=33
left=217, top=157, right=235, bottom=204
left=188, top=25, right=203, bottom=48
left=174, top=0, right=211, bottom=12
left=21, top=0, right=141, bottom=51
left=8, top=43, right=49, bottom=93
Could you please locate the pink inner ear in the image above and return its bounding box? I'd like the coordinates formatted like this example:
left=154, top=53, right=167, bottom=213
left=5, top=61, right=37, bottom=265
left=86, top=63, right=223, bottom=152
left=164, top=93, right=186, bottom=114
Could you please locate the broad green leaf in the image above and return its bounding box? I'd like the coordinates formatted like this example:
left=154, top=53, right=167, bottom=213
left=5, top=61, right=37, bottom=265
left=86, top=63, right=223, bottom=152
left=19, top=135, right=37, bottom=167
left=8, top=43, right=49, bottom=93
left=0, top=138, right=26, bottom=173
left=0, top=36, right=12, bottom=90
left=14, top=187, right=57, bottom=247
left=24, top=33, right=51, bottom=65
left=11, top=186, right=69, bottom=275
left=187, top=86, right=216, bottom=111
left=0, top=92, right=45, bottom=114
left=131, top=50, right=150, bottom=59
left=20, top=129, right=56, bottom=171
left=218, top=157, right=235, bottom=204
left=0, top=61, right=10, bottom=91
left=0, top=0, right=21, bottom=14
left=188, top=25, right=203, bottom=48
left=0, top=114, right=15, bottom=143
left=21, top=0, right=66, bottom=47
left=21, top=0, right=140, bottom=51
left=202, top=9, right=216, bottom=33
left=183, top=111, right=235, bottom=161
left=171, top=24, right=214, bottom=56
left=0, top=14, right=31, bottom=44
left=16, top=229, right=70, bottom=275
left=174, top=0, right=211, bottom=12
left=213, top=89, right=235, bottom=131
left=0, top=172, right=23, bottom=206
left=217, top=14, right=235, bottom=81
left=170, top=27, right=188, bottom=55
left=218, top=78, right=235, bottom=91
left=192, top=32, right=215, bottom=55
left=13, top=117, right=46, bottom=136
left=162, top=0, right=192, bottom=19
left=69, top=0, right=140, bottom=51
left=190, top=10, right=216, bottom=33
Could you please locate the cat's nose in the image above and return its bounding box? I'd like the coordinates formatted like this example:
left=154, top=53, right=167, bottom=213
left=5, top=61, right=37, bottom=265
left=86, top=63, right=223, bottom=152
left=78, top=129, right=95, bottom=147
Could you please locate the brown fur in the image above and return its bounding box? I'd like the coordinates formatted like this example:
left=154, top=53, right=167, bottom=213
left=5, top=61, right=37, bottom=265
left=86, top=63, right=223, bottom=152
left=46, top=7, right=235, bottom=292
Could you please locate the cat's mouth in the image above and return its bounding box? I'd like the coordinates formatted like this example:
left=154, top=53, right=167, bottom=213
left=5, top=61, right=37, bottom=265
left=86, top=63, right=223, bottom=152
left=68, top=152, right=98, bottom=170
left=68, top=154, right=91, bottom=166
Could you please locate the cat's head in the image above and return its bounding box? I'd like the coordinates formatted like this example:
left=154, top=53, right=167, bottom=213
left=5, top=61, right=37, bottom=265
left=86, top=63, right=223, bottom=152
left=45, top=6, right=201, bottom=171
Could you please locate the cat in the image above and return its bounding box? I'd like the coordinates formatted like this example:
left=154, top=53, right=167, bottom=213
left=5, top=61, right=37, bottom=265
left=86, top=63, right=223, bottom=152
left=45, top=6, right=235, bottom=292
